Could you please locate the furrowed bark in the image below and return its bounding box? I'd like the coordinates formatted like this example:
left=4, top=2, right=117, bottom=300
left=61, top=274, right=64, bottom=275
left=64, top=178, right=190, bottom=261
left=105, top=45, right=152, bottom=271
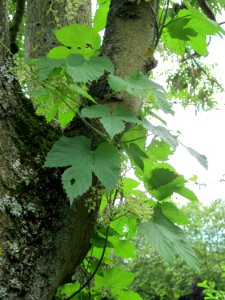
left=1, top=1, right=101, bottom=299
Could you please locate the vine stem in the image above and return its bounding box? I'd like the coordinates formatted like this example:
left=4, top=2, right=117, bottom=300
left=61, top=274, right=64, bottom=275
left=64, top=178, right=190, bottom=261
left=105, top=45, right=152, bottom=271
left=157, top=0, right=170, bottom=45
left=66, top=226, right=110, bottom=300
left=66, top=189, right=119, bottom=300
left=147, top=2, right=159, bottom=48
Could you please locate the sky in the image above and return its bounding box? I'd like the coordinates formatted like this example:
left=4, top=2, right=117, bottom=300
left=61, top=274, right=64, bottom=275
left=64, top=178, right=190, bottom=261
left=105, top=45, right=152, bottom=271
left=92, top=2, right=225, bottom=205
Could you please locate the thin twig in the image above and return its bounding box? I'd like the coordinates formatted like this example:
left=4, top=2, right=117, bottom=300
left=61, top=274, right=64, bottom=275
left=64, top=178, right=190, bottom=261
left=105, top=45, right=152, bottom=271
left=157, top=0, right=170, bottom=45
left=147, top=2, right=160, bottom=48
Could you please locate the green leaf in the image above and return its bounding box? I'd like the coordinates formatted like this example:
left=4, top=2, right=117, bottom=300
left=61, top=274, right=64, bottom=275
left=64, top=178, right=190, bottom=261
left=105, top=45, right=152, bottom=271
left=139, top=208, right=199, bottom=271
left=150, top=177, right=186, bottom=201
left=81, top=103, right=109, bottom=118
left=56, top=282, right=80, bottom=298
left=148, top=168, right=179, bottom=190
left=47, top=46, right=74, bottom=59
left=161, top=30, right=186, bottom=55
left=142, top=161, right=196, bottom=201
left=167, top=17, right=198, bottom=41
left=185, top=4, right=222, bottom=36
left=175, top=186, right=198, bottom=202
left=31, top=57, right=65, bottom=78
left=121, top=125, right=147, bottom=150
left=189, top=33, right=207, bottom=56
left=33, top=89, right=78, bottom=128
left=143, top=121, right=178, bottom=149
left=69, top=84, right=96, bottom=103
left=116, top=290, right=143, bottom=300
left=146, top=167, right=186, bottom=200
left=183, top=145, right=208, bottom=169
left=111, top=215, right=137, bottom=238
left=81, top=104, right=140, bottom=138
left=125, top=143, right=148, bottom=170
left=66, top=54, right=114, bottom=83
left=159, top=202, right=189, bottom=225
left=91, top=232, right=114, bottom=248
left=94, top=142, right=121, bottom=191
left=52, top=24, right=101, bottom=58
left=44, top=136, right=120, bottom=202
left=94, top=268, right=135, bottom=292
left=108, top=71, right=152, bottom=97
left=109, top=237, right=135, bottom=258
left=147, top=79, right=174, bottom=114
left=162, top=6, right=224, bottom=55
left=93, top=0, right=110, bottom=32
left=146, top=140, right=173, bottom=161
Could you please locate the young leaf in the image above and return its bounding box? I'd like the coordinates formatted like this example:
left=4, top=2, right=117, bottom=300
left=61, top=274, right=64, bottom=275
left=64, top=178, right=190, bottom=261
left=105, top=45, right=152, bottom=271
left=175, top=186, right=198, bottom=202
left=31, top=57, right=65, bottom=79
left=147, top=168, right=181, bottom=190
left=142, top=161, right=196, bottom=202
left=32, top=88, right=78, bottom=128
left=139, top=208, right=199, bottom=271
left=51, top=24, right=101, bottom=58
left=66, top=54, right=114, bottom=83
left=108, top=71, right=152, bottom=97
left=143, top=121, right=179, bottom=149
left=167, top=17, right=198, bottom=41
left=93, top=0, right=110, bottom=32
left=109, top=236, right=135, bottom=258
left=159, top=202, right=189, bottom=225
left=94, top=268, right=135, bottom=292
left=182, top=144, right=208, bottom=169
left=161, top=30, right=186, bottom=55
left=116, top=290, right=143, bottom=300
left=81, top=104, right=141, bottom=138
left=69, top=83, right=96, bottom=103
left=121, top=125, right=148, bottom=150
left=44, top=136, right=120, bottom=203
left=147, top=79, right=174, bottom=114
left=124, top=143, right=148, bottom=170
left=111, top=215, right=137, bottom=239
left=146, top=167, right=186, bottom=200
left=146, top=139, right=173, bottom=161
left=94, top=142, right=121, bottom=191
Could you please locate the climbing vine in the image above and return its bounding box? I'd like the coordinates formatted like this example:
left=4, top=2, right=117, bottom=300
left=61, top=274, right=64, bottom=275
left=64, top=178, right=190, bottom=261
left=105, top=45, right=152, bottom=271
left=5, top=0, right=225, bottom=299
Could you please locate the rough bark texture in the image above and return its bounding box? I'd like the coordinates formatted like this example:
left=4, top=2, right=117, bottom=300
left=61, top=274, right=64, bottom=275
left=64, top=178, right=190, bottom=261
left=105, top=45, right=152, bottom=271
left=0, top=0, right=8, bottom=64
left=0, top=73, right=101, bottom=299
left=0, top=0, right=160, bottom=299
left=25, top=0, right=92, bottom=58
left=1, top=1, right=101, bottom=300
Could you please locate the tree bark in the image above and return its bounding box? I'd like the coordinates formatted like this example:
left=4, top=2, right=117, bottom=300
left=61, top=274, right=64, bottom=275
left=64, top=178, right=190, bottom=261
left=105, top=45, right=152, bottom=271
left=25, top=0, right=92, bottom=58
left=90, top=0, right=159, bottom=115
left=1, top=1, right=101, bottom=300
left=0, top=0, right=159, bottom=299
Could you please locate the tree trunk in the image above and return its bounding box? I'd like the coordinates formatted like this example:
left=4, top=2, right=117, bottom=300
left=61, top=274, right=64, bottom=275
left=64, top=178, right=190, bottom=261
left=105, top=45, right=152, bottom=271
left=0, top=0, right=159, bottom=299
left=0, top=1, right=101, bottom=300
left=25, top=0, right=92, bottom=58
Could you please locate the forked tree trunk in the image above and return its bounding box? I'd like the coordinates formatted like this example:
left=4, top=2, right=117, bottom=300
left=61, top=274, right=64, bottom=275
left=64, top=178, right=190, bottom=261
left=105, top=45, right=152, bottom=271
left=0, top=0, right=159, bottom=299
